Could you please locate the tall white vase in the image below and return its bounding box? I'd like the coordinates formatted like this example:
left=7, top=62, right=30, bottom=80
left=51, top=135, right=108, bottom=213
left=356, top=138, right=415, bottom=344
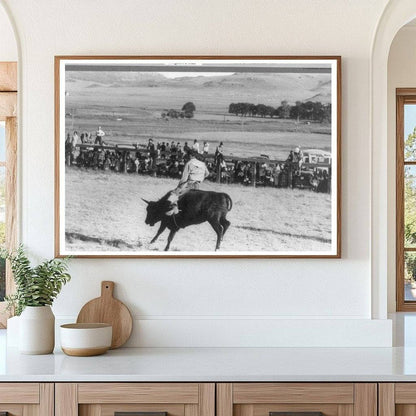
left=19, top=306, right=55, bottom=354
left=6, top=315, right=20, bottom=347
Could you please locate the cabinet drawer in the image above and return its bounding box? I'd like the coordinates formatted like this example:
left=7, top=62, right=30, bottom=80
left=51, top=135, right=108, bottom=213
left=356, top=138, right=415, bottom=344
left=78, top=383, right=200, bottom=404
left=217, top=383, right=376, bottom=416
left=0, top=383, right=53, bottom=416
left=56, top=383, right=215, bottom=416
left=0, top=383, right=39, bottom=404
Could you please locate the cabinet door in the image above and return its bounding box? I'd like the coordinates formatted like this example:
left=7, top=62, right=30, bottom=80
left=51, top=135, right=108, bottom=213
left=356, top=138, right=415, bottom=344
left=217, top=383, right=377, bottom=416
left=55, top=383, right=215, bottom=416
left=0, top=383, right=53, bottom=416
left=379, top=383, right=416, bottom=416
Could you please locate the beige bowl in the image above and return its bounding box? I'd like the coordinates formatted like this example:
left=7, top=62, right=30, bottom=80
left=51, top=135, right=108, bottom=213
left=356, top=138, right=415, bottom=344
left=60, top=323, right=112, bottom=357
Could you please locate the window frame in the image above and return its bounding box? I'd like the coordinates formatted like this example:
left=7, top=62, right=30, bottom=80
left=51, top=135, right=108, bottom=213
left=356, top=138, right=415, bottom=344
left=396, top=89, right=416, bottom=311
left=0, top=62, right=17, bottom=328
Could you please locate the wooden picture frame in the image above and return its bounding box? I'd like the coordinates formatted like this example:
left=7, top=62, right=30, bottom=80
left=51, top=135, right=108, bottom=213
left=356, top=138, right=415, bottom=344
left=55, top=56, right=341, bottom=258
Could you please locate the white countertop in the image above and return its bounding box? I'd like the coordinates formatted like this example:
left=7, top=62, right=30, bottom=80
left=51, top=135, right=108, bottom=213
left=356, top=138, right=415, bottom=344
left=2, top=328, right=416, bottom=382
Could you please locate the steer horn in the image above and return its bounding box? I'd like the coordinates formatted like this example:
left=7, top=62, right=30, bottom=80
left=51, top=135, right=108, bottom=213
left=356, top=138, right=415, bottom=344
left=142, top=198, right=150, bottom=204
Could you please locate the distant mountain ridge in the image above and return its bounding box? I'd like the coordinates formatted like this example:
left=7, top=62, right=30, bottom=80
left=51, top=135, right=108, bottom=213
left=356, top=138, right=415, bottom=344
left=66, top=70, right=332, bottom=105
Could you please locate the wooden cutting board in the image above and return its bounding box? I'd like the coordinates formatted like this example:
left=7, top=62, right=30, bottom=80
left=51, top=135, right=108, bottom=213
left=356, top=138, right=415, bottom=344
left=76, top=281, right=133, bottom=349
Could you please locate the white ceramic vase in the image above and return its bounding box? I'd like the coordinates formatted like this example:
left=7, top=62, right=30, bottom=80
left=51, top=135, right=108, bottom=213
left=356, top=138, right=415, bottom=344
left=6, top=315, right=20, bottom=347
left=19, top=306, right=55, bottom=354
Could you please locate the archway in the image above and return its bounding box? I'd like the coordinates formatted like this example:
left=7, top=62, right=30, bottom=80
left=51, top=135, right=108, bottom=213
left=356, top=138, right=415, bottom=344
left=371, top=0, right=416, bottom=319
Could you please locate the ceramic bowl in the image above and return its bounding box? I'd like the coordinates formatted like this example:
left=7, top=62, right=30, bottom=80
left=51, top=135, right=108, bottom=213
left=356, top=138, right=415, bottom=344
left=60, top=323, right=112, bottom=356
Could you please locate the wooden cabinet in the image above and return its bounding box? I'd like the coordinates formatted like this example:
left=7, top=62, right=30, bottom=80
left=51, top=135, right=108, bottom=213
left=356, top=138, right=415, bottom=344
left=55, top=383, right=215, bottom=416
left=217, top=383, right=377, bottom=416
left=0, top=383, right=53, bottom=416
left=378, top=383, right=416, bottom=416
left=0, top=381, right=385, bottom=416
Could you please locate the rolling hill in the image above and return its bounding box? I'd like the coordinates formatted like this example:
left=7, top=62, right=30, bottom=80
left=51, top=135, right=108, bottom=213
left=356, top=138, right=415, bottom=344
left=66, top=70, right=332, bottom=107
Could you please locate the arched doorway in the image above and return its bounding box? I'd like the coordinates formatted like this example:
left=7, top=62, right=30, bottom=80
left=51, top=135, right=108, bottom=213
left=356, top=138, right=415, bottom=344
left=371, top=0, right=416, bottom=319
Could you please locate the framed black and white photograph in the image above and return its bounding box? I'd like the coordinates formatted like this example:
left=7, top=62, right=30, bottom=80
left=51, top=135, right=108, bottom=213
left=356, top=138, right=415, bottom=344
left=55, top=56, right=341, bottom=258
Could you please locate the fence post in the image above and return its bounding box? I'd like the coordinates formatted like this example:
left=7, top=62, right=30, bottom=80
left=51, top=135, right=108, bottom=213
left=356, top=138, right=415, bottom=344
left=252, top=163, right=256, bottom=187
left=123, top=151, right=127, bottom=173
left=288, top=163, right=293, bottom=189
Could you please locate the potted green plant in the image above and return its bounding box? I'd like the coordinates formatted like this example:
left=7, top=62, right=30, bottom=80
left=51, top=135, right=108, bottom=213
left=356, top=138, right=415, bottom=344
left=1, top=245, right=71, bottom=354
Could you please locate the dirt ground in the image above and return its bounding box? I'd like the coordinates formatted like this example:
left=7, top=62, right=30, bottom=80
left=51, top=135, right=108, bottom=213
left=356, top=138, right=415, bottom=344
left=64, top=168, right=332, bottom=254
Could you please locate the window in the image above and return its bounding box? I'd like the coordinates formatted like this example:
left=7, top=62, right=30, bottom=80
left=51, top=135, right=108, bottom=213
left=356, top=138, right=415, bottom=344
left=396, top=90, right=416, bottom=310
left=0, top=62, right=17, bottom=327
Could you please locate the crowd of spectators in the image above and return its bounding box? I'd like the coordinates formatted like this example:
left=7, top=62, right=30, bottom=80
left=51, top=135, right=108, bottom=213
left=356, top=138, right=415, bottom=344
left=65, top=128, right=330, bottom=191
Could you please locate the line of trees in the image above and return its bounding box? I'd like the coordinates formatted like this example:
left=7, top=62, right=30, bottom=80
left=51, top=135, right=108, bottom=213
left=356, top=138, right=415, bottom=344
left=228, top=100, right=331, bottom=122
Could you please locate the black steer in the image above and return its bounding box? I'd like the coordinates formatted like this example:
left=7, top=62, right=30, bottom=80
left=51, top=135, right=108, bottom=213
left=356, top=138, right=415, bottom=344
left=143, top=190, right=232, bottom=251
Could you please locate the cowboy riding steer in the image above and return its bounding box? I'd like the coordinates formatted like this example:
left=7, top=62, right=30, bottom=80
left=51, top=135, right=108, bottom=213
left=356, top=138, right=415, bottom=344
left=143, top=190, right=233, bottom=251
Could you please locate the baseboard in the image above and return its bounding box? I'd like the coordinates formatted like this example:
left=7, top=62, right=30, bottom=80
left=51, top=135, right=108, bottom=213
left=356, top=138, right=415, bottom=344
left=56, top=317, right=392, bottom=347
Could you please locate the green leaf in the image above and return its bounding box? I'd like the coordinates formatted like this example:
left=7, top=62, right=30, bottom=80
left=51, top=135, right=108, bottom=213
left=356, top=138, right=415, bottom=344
left=5, top=245, right=71, bottom=314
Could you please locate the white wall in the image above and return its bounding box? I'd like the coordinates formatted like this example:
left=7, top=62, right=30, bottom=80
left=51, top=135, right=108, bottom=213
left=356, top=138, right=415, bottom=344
left=0, top=4, right=17, bottom=61
left=387, top=25, right=416, bottom=312
left=0, top=0, right=393, bottom=346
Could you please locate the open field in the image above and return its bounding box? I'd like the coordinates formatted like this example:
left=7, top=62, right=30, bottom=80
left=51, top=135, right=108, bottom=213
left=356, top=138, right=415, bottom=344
left=64, top=168, right=332, bottom=253
left=65, top=71, right=332, bottom=161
